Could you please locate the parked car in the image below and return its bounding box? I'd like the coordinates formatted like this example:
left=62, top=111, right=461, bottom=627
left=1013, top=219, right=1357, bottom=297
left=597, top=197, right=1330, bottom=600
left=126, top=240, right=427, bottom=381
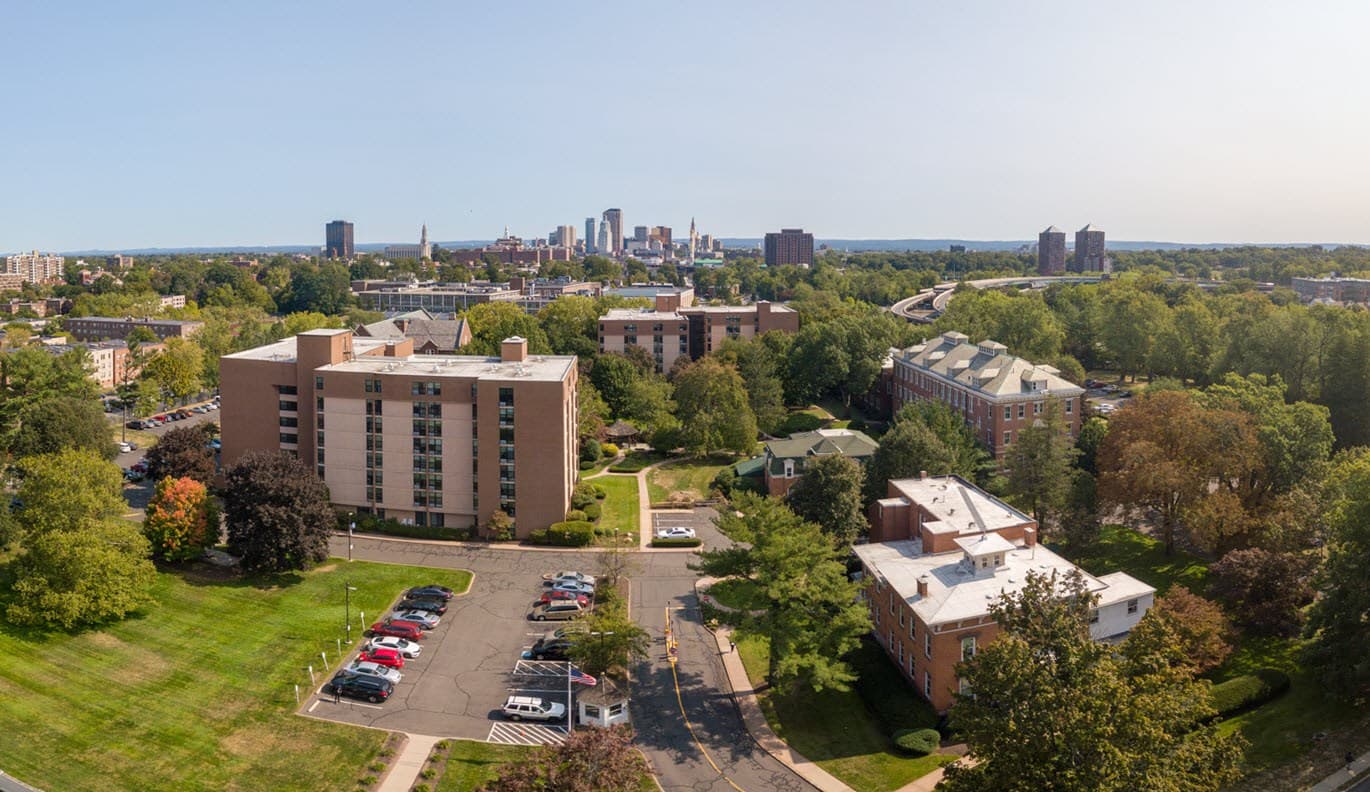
left=117, top=441, right=136, bottom=454
left=526, top=638, right=572, bottom=661
left=529, top=601, right=586, bottom=621
left=391, top=610, right=440, bottom=630
left=538, top=590, right=590, bottom=607
left=398, top=597, right=448, bottom=615
left=345, top=660, right=402, bottom=684
left=543, top=571, right=596, bottom=587
left=548, top=580, right=595, bottom=598
left=131, top=461, right=148, bottom=473
left=406, top=585, right=455, bottom=601
left=123, top=469, right=144, bottom=482
left=358, top=648, right=405, bottom=669
left=1096, top=403, right=1117, bottom=414
left=656, top=526, right=697, bottom=539
left=365, top=636, right=422, bottom=658
left=324, top=672, right=393, bottom=703
left=125, top=420, right=146, bottom=430
left=367, top=621, right=423, bottom=641
left=502, top=695, right=566, bottom=722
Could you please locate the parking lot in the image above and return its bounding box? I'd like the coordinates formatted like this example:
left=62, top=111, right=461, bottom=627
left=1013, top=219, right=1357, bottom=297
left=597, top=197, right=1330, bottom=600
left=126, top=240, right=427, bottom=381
left=303, top=569, right=594, bottom=745
left=651, top=507, right=728, bottom=551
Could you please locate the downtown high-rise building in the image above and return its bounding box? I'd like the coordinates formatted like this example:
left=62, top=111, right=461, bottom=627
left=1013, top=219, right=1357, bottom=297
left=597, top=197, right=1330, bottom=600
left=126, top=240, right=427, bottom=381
left=584, top=218, right=596, bottom=252
left=326, top=220, right=355, bottom=259
left=1037, top=226, right=1066, bottom=275
left=1071, top=224, right=1109, bottom=273
left=550, top=225, right=577, bottom=249
left=597, top=219, right=612, bottom=256
left=763, top=228, right=814, bottom=267
left=603, top=208, right=623, bottom=254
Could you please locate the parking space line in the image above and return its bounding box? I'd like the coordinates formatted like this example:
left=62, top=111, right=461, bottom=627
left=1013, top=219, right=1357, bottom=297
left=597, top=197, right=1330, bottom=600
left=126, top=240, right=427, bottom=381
left=486, top=722, right=568, bottom=746
left=511, top=659, right=571, bottom=678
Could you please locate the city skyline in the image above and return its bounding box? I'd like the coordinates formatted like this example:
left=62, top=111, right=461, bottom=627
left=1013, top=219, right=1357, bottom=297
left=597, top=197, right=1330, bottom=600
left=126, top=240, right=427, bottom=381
left=6, top=2, right=1370, bottom=251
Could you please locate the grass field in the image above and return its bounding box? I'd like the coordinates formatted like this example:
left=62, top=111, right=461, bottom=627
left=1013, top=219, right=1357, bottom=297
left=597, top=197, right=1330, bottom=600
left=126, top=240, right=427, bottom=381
left=0, top=560, right=472, bottom=792
left=1050, top=523, right=1211, bottom=594
left=435, top=741, right=531, bottom=791
left=705, top=578, right=766, bottom=612
left=736, top=634, right=953, bottom=792
left=594, top=474, right=640, bottom=535
left=646, top=456, right=731, bottom=503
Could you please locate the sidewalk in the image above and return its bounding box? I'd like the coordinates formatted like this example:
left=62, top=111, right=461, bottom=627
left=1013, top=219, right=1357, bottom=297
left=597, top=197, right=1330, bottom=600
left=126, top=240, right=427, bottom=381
left=712, top=626, right=854, bottom=792
left=377, top=733, right=439, bottom=792
left=1309, top=749, right=1370, bottom=792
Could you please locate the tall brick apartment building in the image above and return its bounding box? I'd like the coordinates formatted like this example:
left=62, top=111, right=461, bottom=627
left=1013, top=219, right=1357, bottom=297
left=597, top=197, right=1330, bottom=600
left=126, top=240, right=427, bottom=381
left=220, top=330, right=578, bottom=538
left=598, top=294, right=800, bottom=372
left=891, top=332, right=1084, bottom=458
left=856, top=473, right=1154, bottom=712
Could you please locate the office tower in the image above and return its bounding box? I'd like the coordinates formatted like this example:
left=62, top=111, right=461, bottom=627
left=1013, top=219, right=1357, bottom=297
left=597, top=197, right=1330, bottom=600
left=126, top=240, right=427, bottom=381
left=326, top=220, right=355, bottom=259
left=1037, top=226, right=1066, bottom=275
left=585, top=218, right=596, bottom=252
left=763, top=228, right=815, bottom=267
left=603, top=208, right=623, bottom=254
left=597, top=219, right=612, bottom=257
left=649, top=226, right=672, bottom=248
left=1072, top=224, right=1108, bottom=273
left=632, top=225, right=649, bottom=244
left=551, top=225, right=577, bottom=249
left=688, top=217, right=698, bottom=262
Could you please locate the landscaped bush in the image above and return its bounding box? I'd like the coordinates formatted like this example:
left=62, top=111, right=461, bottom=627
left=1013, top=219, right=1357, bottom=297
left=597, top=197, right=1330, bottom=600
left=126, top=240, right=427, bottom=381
left=651, top=536, right=702, bottom=548
left=346, top=514, right=472, bottom=542
left=528, top=529, right=548, bottom=544
left=582, top=502, right=602, bottom=521
left=579, top=438, right=602, bottom=464
left=571, top=483, right=597, bottom=509
left=777, top=412, right=824, bottom=436
left=566, top=509, right=587, bottom=522
left=544, top=521, right=596, bottom=547
left=593, top=485, right=606, bottom=499
left=578, top=460, right=597, bottom=471
left=1210, top=668, right=1291, bottom=717
left=892, top=728, right=941, bottom=756
left=601, top=442, right=619, bottom=457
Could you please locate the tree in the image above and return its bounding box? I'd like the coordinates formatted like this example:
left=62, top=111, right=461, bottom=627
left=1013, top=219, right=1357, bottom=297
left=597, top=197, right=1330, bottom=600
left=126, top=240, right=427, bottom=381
left=143, top=423, right=217, bottom=484
left=942, top=570, right=1243, bottom=792
left=589, top=354, right=639, bottom=419
left=1305, top=449, right=1370, bottom=694
left=672, top=358, right=757, bottom=456
left=16, top=449, right=127, bottom=535
left=538, top=295, right=600, bottom=357
left=1123, top=586, right=1233, bottom=675
left=576, top=381, right=609, bottom=443
left=568, top=606, right=650, bottom=678
left=280, top=262, right=353, bottom=315
left=142, top=338, right=205, bottom=403
left=694, top=493, right=870, bottom=692
left=863, top=417, right=961, bottom=504
left=484, top=509, right=514, bottom=540
left=1210, top=548, right=1313, bottom=637
left=222, top=451, right=334, bottom=573
left=463, top=301, right=551, bottom=356
left=144, top=476, right=218, bottom=562
left=786, top=454, right=867, bottom=545
left=479, top=725, right=650, bottom=792
left=1005, top=397, right=1079, bottom=528
left=10, top=395, right=118, bottom=460
left=715, top=336, right=788, bottom=435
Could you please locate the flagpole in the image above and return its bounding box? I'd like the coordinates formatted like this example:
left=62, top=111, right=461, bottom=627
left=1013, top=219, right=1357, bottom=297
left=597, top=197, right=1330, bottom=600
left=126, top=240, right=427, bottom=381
left=567, top=660, right=573, bottom=732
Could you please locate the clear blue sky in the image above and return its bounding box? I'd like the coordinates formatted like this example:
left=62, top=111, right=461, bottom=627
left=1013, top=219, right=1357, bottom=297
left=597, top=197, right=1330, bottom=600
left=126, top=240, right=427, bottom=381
left=3, top=1, right=1367, bottom=251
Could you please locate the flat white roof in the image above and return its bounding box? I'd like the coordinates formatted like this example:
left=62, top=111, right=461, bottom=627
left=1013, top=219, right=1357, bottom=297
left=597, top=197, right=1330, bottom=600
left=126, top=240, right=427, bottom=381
left=854, top=539, right=1155, bottom=627
left=885, top=475, right=1033, bottom=536
left=222, top=336, right=392, bottom=363
left=602, top=308, right=686, bottom=321
left=322, top=353, right=575, bottom=383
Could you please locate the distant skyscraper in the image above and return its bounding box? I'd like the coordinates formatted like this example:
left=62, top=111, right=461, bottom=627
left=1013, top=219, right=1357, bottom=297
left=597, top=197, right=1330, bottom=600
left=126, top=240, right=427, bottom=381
left=420, top=223, right=431, bottom=260
left=763, top=228, right=814, bottom=267
left=325, top=220, right=354, bottom=259
left=688, top=217, right=698, bottom=262
left=550, top=225, right=577, bottom=249
left=1038, top=226, right=1066, bottom=275
left=632, top=225, right=649, bottom=244
left=1072, top=224, right=1108, bottom=273
left=597, top=219, right=612, bottom=257
left=603, top=208, right=623, bottom=254
left=585, top=218, right=596, bottom=253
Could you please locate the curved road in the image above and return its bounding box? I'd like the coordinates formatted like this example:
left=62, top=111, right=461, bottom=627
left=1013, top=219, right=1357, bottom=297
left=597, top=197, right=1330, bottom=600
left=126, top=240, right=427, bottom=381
left=889, top=275, right=1106, bottom=322
left=331, top=534, right=812, bottom=792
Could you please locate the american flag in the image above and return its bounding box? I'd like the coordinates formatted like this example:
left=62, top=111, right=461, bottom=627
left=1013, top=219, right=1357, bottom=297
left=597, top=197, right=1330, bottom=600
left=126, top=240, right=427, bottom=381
left=570, top=668, right=597, bottom=687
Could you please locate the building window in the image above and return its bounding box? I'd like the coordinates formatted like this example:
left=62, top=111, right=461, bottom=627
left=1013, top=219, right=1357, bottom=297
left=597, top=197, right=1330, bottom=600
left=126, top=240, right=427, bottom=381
left=364, top=378, right=382, bottom=393
left=908, top=654, right=915, bottom=676
left=909, top=618, right=916, bottom=639
left=316, top=396, right=324, bottom=411
left=278, top=400, right=297, bottom=412
left=924, top=672, right=932, bottom=697
left=1003, top=406, right=1011, bottom=420
left=1090, top=609, right=1100, bottom=624
left=1127, top=599, right=1138, bottom=614
left=925, top=631, right=932, bottom=658
left=1018, top=404, right=1025, bottom=418
left=279, top=433, right=298, bottom=445
left=1065, top=399, right=1074, bottom=414
left=279, top=416, right=298, bottom=428
left=1033, top=402, right=1041, bottom=414
left=961, top=636, right=976, bottom=661
left=279, top=385, right=298, bottom=395
left=959, top=677, right=972, bottom=695
left=1003, top=430, right=1012, bottom=446
left=315, top=376, right=324, bottom=390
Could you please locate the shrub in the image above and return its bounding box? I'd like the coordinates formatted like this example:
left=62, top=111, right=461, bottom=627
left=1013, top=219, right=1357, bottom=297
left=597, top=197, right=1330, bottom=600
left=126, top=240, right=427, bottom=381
left=358, top=777, right=376, bottom=788
left=593, top=485, right=606, bottom=499
left=580, top=438, right=602, bottom=464
left=601, top=442, right=619, bottom=457
left=571, top=483, right=597, bottom=510
left=579, top=460, right=597, bottom=471
left=1210, top=669, right=1291, bottom=717
left=413, top=785, right=432, bottom=792
left=352, top=514, right=472, bottom=542
left=651, top=536, right=702, bottom=548
left=528, top=529, right=549, bottom=545
left=582, top=502, right=602, bottom=521
left=848, top=417, right=867, bottom=431
left=778, top=412, right=824, bottom=436
left=566, top=509, right=588, bottom=522
left=419, top=766, right=437, bottom=779
left=546, top=521, right=596, bottom=547
left=367, top=761, right=386, bottom=772
left=434, top=740, right=450, bottom=750
left=892, top=728, right=941, bottom=756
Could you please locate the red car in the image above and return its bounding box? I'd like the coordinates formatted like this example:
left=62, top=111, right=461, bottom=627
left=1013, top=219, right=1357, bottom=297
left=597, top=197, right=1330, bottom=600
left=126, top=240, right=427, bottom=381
left=358, top=648, right=405, bottom=669
left=538, top=590, right=590, bottom=607
left=368, top=621, right=423, bottom=641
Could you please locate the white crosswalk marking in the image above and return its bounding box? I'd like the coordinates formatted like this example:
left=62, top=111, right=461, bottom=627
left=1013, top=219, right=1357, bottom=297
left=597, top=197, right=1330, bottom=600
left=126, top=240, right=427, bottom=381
left=486, top=722, right=569, bottom=746
left=512, top=659, right=571, bottom=678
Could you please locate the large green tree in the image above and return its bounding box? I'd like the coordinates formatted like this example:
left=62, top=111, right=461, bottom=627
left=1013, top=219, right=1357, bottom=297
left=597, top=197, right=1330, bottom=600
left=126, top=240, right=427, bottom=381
left=537, top=295, right=600, bottom=357
left=694, top=493, right=870, bottom=692
left=671, top=358, right=757, bottom=456
left=463, top=301, right=551, bottom=356
left=786, top=454, right=867, bottom=546
left=11, top=395, right=118, bottom=460
left=589, top=354, right=639, bottom=419
left=1305, top=449, right=1370, bottom=695
left=479, top=725, right=650, bottom=792
left=863, top=407, right=981, bottom=504
left=714, top=335, right=788, bottom=435
left=223, top=451, right=334, bottom=573
left=16, top=449, right=127, bottom=535
left=144, top=423, right=217, bottom=484
left=942, top=570, right=1243, bottom=792
left=1005, top=397, right=1079, bottom=528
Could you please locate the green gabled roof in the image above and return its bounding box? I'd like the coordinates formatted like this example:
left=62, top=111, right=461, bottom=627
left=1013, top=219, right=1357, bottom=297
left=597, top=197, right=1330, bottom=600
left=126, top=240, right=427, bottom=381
left=763, top=429, right=878, bottom=475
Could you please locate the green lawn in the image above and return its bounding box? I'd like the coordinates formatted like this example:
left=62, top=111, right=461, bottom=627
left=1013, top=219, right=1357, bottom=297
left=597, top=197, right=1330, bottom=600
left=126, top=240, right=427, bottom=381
left=706, top=578, right=766, bottom=612
left=435, top=741, right=531, bottom=791
left=0, top=560, right=472, bottom=792
left=647, top=456, right=731, bottom=503
left=1049, top=523, right=1210, bottom=594
left=594, top=474, right=640, bottom=535
left=735, top=634, right=954, bottom=792
left=607, top=450, right=669, bottom=473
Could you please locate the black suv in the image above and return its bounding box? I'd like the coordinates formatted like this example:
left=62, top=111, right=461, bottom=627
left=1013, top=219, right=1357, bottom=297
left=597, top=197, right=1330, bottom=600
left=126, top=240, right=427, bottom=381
left=324, top=672, right=394, bottom=703
left=399, top=597, right=448, bottom=615
left=528, top=638, right=572, bottom=661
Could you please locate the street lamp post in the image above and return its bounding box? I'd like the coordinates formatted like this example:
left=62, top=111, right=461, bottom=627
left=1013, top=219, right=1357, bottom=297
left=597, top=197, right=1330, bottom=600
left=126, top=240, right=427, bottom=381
left=348, top=516, right=355, bottom=563
left=344, top=582, right=358, bottom=644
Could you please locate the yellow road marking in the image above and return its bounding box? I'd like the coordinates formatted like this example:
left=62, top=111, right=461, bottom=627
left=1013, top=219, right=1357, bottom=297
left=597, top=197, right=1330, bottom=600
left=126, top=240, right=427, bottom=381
left=666, top=607, right=747, bottom=792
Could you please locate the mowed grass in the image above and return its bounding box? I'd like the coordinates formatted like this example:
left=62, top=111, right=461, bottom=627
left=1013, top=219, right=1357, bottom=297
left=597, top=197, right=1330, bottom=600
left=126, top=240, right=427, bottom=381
left=705, top=577, right=766, bottom=612
left=646, top=456, right=731, bottom=503
left=436, top=741, right=531, bottom=791
left=1050, top=523, right=1211, bottom=594
left=736, top=634, right=954, bottom=792
left=595, top=474, right=640, bottom=535
left=0, top=560, right=472, bottom=792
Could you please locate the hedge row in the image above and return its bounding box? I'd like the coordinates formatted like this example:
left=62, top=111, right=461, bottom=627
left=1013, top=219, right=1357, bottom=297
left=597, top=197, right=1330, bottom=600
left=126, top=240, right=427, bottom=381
left=651, top=536, right=702, bottom=548
left=529, top=521, right=596, bottom=547
left=351, top=519, right=472, bottom=542
left=1210, top=668, right=1291, bottom=717
left=892, top=728, right=941, bottom=757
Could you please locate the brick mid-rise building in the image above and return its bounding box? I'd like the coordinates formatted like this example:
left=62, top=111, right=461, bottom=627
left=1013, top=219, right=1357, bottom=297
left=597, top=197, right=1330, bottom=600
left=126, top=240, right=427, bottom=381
left=65, top=317, right=204, bottom=343
left=857, top=473, right=1154, bottom=712
left=598, top=295, right=799, bottom=372
left=220, top=330, right=578, bottom=538
left=891, top=332, right=1084, bottom=459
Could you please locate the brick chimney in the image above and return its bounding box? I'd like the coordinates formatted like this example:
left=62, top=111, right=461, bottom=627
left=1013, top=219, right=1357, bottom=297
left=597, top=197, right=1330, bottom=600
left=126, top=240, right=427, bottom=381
left=501, top=336, right=528, bottom=362
left=1024, top=527, right=1037, bottom=547
left=916, top=575, right=930, bottom=597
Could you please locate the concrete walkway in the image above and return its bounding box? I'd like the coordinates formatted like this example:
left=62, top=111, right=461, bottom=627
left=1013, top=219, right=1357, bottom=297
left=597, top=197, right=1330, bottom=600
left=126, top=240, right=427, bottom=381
left=1309, top=749, right=1370, bottom=792
left=377, top=733, right=439, bottom=792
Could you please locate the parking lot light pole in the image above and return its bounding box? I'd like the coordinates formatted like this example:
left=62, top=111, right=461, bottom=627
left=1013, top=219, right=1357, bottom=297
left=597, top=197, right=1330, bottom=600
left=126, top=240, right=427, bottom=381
left=345, top=583, right=358, bottom=644
left=348, top=516, right=355, bottom=562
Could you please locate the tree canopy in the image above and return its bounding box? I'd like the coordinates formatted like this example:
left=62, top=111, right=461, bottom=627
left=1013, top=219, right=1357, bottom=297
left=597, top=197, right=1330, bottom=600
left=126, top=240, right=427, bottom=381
left=223, top=451, right=334, bottom=573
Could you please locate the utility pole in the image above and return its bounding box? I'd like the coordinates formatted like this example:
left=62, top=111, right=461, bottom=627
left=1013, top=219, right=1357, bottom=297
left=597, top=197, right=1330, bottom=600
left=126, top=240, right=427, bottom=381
left=344, top=582, right=358, bottom=644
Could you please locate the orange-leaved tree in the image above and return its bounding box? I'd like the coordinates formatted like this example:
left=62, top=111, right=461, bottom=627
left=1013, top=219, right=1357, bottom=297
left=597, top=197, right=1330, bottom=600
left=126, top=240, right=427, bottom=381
left=144, top=476, right=218, bottom=562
